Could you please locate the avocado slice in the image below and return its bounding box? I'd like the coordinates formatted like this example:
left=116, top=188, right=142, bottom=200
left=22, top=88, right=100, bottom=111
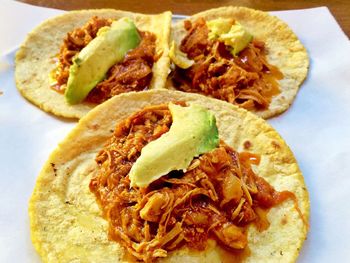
left=207, top=19, right=253, bottom=56
left=65, top=18, right=141, bottom=104
left=129, top=103, right=219, bottom=188
left=220, top=22, right=253, bottom=56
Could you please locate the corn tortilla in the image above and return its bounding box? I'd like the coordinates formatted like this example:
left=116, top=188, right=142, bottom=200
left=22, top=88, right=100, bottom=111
left=29, top=89, right=309, bottom=262
left=15, top=9, right=171, bottom=119
left=170, top=6, right=309, bottom=119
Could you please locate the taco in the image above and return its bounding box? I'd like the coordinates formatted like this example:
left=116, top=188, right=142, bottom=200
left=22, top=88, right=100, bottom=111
left=29, top=90, right=309, bottom=262
left=169, top=7, right=309, bottom=118
left=15, top=9, right=171, bottom=119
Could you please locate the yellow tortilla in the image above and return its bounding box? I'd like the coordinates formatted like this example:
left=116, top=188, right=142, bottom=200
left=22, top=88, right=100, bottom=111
left=170, top=7, right=309, bottom=119
left=29, top=89, right=309, bottom=262
left=15, top=9, right=171, bottom=119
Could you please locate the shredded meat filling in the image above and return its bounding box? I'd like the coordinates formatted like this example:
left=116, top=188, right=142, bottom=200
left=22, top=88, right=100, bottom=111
left=172, top=18, right=283, bottom=111
left=89, top=104, right=296, bottom=262
left=52, top=16, right=157, bottom=103
left=86, top=32, right=156, bottom=103
left=53, top=16, right=112, bottom=92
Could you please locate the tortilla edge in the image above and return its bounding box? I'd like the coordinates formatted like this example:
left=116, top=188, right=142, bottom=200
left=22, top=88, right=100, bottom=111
left=29, top=89, right=310, bottom=262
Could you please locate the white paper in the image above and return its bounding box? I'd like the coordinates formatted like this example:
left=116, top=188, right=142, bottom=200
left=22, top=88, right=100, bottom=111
left=0, top=1, right=350, bottom=262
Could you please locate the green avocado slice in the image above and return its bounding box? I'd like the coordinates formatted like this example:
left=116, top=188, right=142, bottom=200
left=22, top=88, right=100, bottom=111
left=64, top=17, right=141, bottom=104
left=129, top=103, right=219, bottom=188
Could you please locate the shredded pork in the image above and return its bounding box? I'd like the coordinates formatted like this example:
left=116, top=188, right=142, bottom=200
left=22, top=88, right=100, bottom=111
left=53, top=17, right=112, bottom=92
left=52, top=16, right=157, bottom=103
left=172, top=18, right=283, bottom=111
left=86, top=32, right=156, bottom=103
left=89, top=104, right=296, bottom=262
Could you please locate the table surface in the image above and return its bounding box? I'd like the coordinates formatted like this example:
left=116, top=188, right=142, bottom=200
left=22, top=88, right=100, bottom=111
left=18, top=0, right=350, bottom=38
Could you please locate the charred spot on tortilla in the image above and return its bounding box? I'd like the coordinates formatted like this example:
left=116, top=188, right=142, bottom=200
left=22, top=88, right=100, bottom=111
left=169, top=7, right=309, bottom=119
left=243, top=140, right=252, bottom=150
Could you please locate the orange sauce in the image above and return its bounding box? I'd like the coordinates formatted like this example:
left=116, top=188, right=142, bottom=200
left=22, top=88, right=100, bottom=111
left=173, top=19, right=285, bottom=111
left=90, top=105, right=305, bottom=262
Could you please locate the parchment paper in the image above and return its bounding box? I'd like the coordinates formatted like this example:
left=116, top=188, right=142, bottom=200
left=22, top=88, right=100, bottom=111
left=0, top=1, right=349, bottom=262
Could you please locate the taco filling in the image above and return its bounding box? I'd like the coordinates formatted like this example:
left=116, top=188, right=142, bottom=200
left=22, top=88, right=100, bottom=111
left=51, top=16, right=157, bottom=104
left=171, top=18, right=283, bottom=111
left=89, top=103, right=298, bottom=262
